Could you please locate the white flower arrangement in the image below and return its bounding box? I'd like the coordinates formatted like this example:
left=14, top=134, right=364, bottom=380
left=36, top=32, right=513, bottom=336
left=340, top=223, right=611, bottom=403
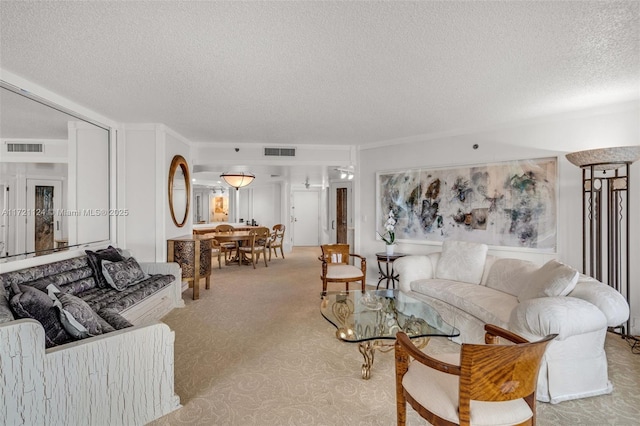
left=378, top=210, right=396, bottom=245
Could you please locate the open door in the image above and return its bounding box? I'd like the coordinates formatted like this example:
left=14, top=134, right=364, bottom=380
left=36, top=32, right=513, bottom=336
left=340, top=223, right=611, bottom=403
left=329, top=182, right=352, bottom=245
left=26, top=179, right=62, bottom=255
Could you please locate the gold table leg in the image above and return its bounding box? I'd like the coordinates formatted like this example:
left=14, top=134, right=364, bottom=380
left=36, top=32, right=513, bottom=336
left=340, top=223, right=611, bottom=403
left=357, top=337, right=430, bottom=380
left=358, top=341, right=376, bottom=380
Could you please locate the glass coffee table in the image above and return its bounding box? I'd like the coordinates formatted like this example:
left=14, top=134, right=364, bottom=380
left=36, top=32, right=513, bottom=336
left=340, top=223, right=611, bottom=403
left=320, top=289, right=460, bottom=379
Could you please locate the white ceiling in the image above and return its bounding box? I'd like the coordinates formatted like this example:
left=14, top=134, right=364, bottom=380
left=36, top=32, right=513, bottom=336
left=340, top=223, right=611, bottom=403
left=1, top=1, right=638, bottom=147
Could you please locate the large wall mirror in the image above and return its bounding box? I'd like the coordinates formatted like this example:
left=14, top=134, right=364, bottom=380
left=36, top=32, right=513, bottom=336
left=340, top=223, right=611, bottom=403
left=168, top=155, right=191, bottom=227
left=0, top=82, right=111, bottom=263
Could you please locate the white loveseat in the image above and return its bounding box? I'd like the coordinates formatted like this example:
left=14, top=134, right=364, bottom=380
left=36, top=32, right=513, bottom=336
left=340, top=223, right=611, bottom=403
left=393, top=240, right=629, bottom=404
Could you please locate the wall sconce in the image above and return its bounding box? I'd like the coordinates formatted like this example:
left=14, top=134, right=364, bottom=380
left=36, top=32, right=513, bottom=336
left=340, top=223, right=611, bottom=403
left=220, top=172, right=255, bottom=190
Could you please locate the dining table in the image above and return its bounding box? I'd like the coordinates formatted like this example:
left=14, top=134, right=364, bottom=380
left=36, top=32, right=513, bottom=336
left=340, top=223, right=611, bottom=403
left=201, top=230, right=255, bottom=265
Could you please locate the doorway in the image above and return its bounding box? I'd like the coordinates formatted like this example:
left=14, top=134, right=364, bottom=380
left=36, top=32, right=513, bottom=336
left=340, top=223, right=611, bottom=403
left=26, top=179, right=62, bottom=255
left=329, top=182, right=352, bottom=245
left=292, top=190, right=320, bottom=246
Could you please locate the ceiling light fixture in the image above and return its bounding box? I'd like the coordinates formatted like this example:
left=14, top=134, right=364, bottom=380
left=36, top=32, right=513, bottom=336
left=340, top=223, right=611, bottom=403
left=220, top=172, right=255, bottom=190
left=335, top=167, right=354, bottom=180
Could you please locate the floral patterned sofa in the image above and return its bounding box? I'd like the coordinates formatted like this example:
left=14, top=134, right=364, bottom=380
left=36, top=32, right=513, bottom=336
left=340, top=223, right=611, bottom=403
left=0, top=246, right=184, bottom=425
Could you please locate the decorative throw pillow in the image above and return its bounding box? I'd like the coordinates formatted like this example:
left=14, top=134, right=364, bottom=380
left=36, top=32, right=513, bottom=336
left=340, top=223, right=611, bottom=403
left=102, top=257, right=146, bottom=291
left=86, top=246, right=125, bottom=288
left=9, top=283, right=73, bottom=348
left=0, top=284, right=15, bottom=324
left=435, top=240, right=488, bottom=284
left=46, top=284, right=104, bottom=339
left=517, top=259, right=580, bottom=302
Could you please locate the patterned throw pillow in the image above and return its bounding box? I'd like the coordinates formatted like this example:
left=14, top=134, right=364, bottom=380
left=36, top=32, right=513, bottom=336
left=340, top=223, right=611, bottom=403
left=46, top=284, right=105, bottom=339
left=86, top=246, right=125, bottom=288
left=9, top=283, right=73, bottom=348
left=0, top=284, right=15, bottom=324
left=101, top=257, right=147, bottom=291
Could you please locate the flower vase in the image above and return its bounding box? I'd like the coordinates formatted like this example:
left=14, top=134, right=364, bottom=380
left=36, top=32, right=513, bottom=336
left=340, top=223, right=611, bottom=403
left=386, top=244, right=396, bottom=256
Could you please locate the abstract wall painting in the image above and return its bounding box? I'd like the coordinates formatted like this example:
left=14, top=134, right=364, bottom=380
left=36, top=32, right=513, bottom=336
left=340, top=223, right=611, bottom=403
left=377, top=157, right=557, bottom=250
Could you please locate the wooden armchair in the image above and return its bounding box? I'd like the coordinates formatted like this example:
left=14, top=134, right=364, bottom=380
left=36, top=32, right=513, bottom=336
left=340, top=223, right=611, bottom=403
left=395, top=324, right=556, bottom=426
left=319, top=244, right=366, bottom=294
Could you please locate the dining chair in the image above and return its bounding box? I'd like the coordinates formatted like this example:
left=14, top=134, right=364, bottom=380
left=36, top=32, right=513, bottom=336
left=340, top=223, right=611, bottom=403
left=395, top=324, right=556, bottom=426
left=267, top=224, right=286, bottom=261
left=319, top=244, right=366, bottom=294
left=237, top=226, right=270, bottom=268
left=210, top=239, right=222, bottom=269
left=215, top=224, right=237, bottom=263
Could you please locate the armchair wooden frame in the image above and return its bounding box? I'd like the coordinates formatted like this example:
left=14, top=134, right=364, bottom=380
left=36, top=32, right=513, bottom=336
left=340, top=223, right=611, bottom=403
left=395, top=324, right=556, bottom=426
left=320, top=244, right=366, bottom=294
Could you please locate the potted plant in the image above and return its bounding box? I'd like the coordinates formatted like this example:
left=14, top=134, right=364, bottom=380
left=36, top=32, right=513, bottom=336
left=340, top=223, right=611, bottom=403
left=378, top=210, right=397, bottom=255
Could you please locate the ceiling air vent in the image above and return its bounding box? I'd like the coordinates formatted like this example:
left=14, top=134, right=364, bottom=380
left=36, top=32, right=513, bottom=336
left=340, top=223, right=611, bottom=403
left=264, top=147, right=296, bottom=157
left=6, top=143, right=44, bottom=153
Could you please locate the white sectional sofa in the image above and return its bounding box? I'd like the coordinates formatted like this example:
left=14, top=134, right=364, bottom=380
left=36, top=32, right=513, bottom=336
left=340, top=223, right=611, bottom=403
left=393, top=240, right=629, bottom=404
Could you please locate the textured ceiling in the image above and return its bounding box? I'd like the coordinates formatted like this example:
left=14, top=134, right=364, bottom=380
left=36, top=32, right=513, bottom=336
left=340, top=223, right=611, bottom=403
left=1, top=1, right=639, bottom=147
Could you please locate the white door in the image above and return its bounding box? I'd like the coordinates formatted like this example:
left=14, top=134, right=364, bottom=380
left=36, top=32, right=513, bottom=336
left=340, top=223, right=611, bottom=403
left=26, top=179, right=62, bottom=254
left=292, top=190, right=319, bottom=246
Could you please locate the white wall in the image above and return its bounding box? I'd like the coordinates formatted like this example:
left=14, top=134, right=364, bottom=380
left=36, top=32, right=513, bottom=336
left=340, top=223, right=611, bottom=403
left=121, top=124, right=192, bottom=262
left=359, top=100, right=640, bottom=333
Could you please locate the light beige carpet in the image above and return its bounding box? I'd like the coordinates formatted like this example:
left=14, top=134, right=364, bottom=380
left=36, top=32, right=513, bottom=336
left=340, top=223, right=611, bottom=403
left=150, top=247, right=640, bottom=426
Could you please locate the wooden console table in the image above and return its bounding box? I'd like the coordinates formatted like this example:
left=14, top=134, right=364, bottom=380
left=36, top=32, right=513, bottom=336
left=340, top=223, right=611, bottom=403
left=167, top=235, right=213, bottom=300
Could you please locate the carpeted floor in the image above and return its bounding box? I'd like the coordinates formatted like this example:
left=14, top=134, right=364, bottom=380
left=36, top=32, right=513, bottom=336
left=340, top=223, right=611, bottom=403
left=150, top=247, right=640, bottom=426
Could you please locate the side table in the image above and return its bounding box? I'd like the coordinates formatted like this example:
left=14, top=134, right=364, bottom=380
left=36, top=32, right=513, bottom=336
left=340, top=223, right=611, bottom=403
left=375, top=252, right=407, bottom=289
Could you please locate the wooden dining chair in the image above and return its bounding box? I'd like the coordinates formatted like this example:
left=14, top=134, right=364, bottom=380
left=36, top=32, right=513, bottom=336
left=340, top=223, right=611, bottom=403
left=237, top=227, right=270, bottom=268
left=210, top=239, right=222, bottom=269
left=267, top=224, right=286, bottom=261
left=395, top=324, right=556, bottom=426
left=319, top=244, right=366, bottom=294
left=215, top=224, right=237, bottom=262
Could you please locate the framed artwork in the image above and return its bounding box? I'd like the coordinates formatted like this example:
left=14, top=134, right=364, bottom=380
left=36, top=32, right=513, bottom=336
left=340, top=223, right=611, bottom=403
left=376, top=157, right=557, bottom=251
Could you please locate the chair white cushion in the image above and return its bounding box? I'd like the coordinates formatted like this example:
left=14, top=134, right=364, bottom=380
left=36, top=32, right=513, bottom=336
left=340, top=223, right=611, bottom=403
left=326, top=264, right=364, bottom=280
left=403, top=352, right=533, bottom=426
left=435, top=240, right=488, bottom=284
left=518, top=260, right=579, bottom=302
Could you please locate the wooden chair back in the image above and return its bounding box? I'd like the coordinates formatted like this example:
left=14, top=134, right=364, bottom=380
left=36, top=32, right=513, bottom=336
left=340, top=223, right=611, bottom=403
left=321, top=244, right=350, bottom=265
left=238, top=227, right=270, bottom=268
left=268, top=224, right=286, bottom=260
left=215, top=224, right=235, bottom=233
left=395, top=324, right=556, bottom=426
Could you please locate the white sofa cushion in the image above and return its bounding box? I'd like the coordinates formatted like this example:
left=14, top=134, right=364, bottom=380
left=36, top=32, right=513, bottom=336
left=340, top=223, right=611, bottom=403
left=435, top=241, right=488, bottom=284
left=485, top=258, right=538, bottom=297
left=518, top=260, right=579, bottom=302
left=411, top=279, right=517, bottom=327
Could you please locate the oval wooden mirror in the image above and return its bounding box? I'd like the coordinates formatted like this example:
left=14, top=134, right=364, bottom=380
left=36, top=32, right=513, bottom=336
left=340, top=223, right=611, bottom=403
left=168, top=155, right=191, bottom=227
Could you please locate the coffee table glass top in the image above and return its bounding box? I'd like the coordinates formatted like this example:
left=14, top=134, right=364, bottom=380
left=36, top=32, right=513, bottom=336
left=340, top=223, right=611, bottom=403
left=320, top=289, right=459, bottom=343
